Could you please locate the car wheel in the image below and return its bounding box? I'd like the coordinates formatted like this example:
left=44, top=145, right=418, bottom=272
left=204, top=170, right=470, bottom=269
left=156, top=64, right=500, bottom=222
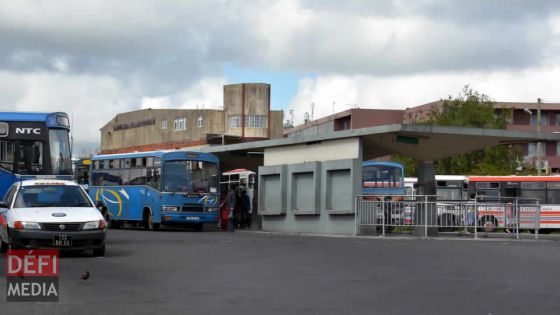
left=92, top=245, right=105, bottom=257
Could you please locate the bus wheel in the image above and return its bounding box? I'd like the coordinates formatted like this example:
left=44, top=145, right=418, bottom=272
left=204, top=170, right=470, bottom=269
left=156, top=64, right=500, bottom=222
left=143, top=209, right=160, bottom=231
left=194, top=223, right=203, bottom=232
left=479, top=216, right=496, bottom=233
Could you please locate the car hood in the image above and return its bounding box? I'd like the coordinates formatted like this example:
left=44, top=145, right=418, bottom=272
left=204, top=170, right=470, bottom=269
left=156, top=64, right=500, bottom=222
left=12, top=207, right=103, bottom=223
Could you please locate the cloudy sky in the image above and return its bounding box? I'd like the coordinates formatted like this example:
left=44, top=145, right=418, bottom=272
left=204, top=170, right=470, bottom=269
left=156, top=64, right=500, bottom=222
left=2, top=0, right=560, bottom=153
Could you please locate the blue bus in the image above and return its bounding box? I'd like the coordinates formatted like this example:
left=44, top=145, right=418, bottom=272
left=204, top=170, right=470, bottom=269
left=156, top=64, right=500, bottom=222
left=362, top=161, right=405, bottom=197
left=89, top=150, right=220, bottom=231
left=0, top=112, right=72, bottom=198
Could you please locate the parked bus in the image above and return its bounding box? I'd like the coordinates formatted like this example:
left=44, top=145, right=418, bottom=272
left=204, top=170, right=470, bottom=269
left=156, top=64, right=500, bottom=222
left=404, top=175, right=469, bottom=228
left=404, top=175, right=468, bottom=200
left=468, top=176, right=560, bottom=232
left=362, top=161, right=405, bottom=197
left=89, top=150, right=220, bottom=231
left=0, top=112, right=72, bottom=198
left=220, top=168, right=256, bottom=228
left=73, top=157, right=91, bottom=190
left=220, top=168, right=256, bottom=212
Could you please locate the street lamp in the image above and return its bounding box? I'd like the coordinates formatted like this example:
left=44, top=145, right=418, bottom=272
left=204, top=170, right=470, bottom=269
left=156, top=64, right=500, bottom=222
left=524, top=98, right=543, bottom=175
left=537, top=98, right=542, bottom=175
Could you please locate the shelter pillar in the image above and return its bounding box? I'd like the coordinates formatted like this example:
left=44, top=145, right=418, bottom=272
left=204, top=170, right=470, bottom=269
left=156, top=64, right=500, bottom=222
left=413, top=161, right=438, bottom=236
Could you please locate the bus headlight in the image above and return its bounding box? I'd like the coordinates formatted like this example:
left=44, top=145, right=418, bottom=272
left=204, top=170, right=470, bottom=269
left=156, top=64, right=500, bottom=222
left=206, top=208, right=219, bottom=212
left=162, top=206, right=179, bottom=212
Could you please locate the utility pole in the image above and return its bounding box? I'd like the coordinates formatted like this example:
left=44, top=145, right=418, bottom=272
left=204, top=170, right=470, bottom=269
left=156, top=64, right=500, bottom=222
left=537, top=98, right=542, bottom=175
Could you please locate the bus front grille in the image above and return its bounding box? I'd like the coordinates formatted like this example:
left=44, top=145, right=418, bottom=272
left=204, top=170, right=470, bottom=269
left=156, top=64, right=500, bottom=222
left=181, top=205, right=204, bottom=212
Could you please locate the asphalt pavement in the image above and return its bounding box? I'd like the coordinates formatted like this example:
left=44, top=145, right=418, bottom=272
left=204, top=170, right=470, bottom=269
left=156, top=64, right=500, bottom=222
left=1, top=228, right=559, bottom=315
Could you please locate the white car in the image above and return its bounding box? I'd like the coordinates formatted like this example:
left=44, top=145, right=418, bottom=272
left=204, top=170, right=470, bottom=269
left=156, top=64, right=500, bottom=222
left=0, top=179, right=107, bottom=256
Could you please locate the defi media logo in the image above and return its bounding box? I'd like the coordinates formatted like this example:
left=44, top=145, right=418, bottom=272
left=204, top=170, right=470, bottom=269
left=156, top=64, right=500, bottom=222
left=6, top=249, right=59, bottom=302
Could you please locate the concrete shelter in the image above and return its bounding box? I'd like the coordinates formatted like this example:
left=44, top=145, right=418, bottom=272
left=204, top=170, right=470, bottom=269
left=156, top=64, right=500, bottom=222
left=200, top=124, right=560, bottom=235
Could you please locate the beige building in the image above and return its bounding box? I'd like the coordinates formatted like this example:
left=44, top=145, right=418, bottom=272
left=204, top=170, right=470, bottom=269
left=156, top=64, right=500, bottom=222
left=100, top=83, right=283, bottom=154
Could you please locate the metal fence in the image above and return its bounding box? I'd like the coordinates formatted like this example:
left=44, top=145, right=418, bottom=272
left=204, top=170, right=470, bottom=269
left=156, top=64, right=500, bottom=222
left=355, top=195, right=541, bottom=239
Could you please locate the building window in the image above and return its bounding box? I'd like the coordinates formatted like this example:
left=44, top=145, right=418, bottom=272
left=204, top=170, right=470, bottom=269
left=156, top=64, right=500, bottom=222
left=528, top=142, right=545, bottom=157
left=228, top=115, right=268, bottom=128
left=197, top=116, right=203, bottom=128
left=556, top=114, right=560, bottom=126
left=174, top=117, right=187, bottom=131
left=161, top=119, right=168, bottom=129
left=229, top=116, right=242, bottom=128
left=530, top=112, right=549, bottom=126
left=557, top=142, right=560, bottom=157
left=246, top=115, right=268, bottom=128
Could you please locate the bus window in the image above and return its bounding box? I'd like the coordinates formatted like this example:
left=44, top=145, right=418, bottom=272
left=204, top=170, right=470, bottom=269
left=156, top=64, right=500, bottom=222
left=0, top=140, right=15, bottom=171
left=147, top=168, right=161, bottom=190
left=547, top=182, right=560, bottom=204
left=437, top=188, right=462, bottom=201
left=48, top=129, right=71, bottom=175
left=520, top=190, right=546, bottom=203
left=476, top=182, right=500, bottom=189
left=249, top=174, right=256, bottom=189
left=130, top=168, right=147, bottom=185
left=520, top=182, right=546, bottom=189
left=17, top=141, right=44, bottom=175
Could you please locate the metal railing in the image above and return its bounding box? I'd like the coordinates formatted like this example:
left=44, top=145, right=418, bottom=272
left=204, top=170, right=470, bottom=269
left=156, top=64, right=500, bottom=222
left=355, top=195, right=541, bottom=239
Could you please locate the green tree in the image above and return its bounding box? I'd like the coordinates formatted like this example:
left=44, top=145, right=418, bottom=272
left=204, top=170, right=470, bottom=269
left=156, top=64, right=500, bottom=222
left=396, top=86, right=526, bottom=176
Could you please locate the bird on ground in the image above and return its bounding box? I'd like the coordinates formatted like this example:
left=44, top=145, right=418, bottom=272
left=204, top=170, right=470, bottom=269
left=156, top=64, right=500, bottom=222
left=80, top=270, right=90, bottom=284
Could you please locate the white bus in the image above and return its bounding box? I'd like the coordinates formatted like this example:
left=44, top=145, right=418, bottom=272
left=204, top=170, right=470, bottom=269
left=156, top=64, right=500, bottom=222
left=220, top=169, right=256, bottom=213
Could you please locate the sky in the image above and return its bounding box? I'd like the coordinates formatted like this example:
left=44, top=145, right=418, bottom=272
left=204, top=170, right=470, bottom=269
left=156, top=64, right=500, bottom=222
left=2, top=0, right=560, bottom=155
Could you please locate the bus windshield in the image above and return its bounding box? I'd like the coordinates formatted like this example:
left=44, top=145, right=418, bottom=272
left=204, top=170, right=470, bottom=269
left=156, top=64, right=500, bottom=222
left=362, top=165, right=403, bottom=188
left=49, top=129, right=72, bottom=175
left=163, top=160, right=218, bottom=193
left=437, top=188, right=463, bottom=201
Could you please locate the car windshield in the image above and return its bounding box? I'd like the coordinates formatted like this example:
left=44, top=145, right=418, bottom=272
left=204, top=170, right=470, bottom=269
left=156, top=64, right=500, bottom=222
left=14, top=185, right=93, bottom=208
left=163, top=160, right=218, bottom=193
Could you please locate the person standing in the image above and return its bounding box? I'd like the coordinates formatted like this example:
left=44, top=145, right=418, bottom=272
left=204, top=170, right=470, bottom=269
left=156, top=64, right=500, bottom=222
left=221, top=186, right=237, bottom=232
left=240, top=189, right=251, bottom=229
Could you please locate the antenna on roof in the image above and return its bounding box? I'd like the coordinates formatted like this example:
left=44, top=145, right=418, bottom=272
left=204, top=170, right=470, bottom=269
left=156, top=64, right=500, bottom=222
left=311, top=103, right=315, bottom=120
left=289, top=109, right=294, bottom=125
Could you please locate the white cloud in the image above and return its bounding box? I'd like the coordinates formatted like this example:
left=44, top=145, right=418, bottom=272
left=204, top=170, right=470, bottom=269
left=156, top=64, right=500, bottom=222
left=0, top=71, right=228, bottom=144
left=288, top=66, right=560, bottom=125
left=2, top=0, right=560, bottom=145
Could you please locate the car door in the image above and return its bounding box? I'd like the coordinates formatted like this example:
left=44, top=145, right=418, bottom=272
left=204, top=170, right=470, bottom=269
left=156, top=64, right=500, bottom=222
left=0, top=184, right=17, bottom=241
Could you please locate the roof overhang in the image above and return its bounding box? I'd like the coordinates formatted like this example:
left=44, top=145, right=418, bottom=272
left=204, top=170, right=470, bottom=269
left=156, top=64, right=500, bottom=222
left=200, top=124, right=560, bottom=170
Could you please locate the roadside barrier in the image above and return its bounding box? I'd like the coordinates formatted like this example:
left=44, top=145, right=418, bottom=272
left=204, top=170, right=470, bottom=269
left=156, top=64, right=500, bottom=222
left=355, top=195, right=541, bottom=239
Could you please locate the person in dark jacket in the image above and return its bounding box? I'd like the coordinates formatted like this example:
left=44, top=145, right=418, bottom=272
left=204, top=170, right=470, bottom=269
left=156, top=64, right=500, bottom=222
left=240, top=189, right=251, bottom=228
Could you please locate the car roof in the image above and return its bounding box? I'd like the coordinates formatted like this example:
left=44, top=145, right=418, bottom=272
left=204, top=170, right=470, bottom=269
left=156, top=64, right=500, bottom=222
left=20, top=179, right=78, bottom=187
